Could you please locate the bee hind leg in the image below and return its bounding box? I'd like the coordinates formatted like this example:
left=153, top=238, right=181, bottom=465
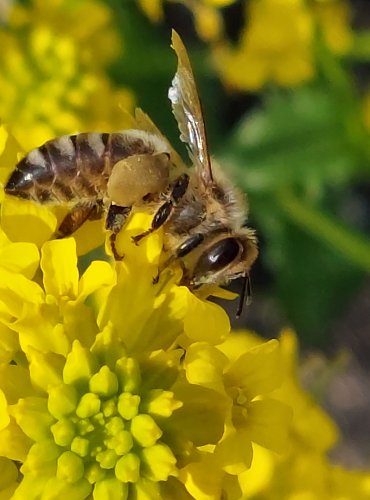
left=56, top=201, right=103, bottom=238
left=105, top=204, right=132, bottom=260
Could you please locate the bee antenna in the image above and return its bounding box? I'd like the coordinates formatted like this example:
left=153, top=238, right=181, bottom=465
left=236, top=274, right=252, bottom=318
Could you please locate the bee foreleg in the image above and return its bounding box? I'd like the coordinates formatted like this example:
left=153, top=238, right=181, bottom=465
left=105, top=204, right=132, bottom=260
left=56, top=201, right=102, bottom=238
left=132, top=173, right=190, bottom=245
left=153, top=233, right=205, bottom=284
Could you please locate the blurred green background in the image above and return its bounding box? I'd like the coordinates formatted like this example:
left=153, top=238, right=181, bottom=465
left=1, top=0, right=370, bottom=352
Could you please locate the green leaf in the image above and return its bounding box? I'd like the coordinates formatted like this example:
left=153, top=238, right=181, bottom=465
left=222, top=85, right=362, bottom=197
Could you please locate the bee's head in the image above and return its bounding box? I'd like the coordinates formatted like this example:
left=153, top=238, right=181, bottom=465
left=189, top=231, right=258, bottom=289
left=185, top=231, right=257, bottom=317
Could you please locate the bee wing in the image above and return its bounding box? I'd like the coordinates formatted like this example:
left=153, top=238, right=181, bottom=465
left=169, top=30, right=213, bottom=186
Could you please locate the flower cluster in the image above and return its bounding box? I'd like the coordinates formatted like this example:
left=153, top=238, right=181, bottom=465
left=238, top=330, right=370, bottom=499
left=213, top=0, right=353, bottom=90
left=138, top=0, right=234, bottom=42
left=0, top=124, right=293, bottom=498
left=140, top=0, right=353, bottom=90
left=0, top=0, right=134, bottom=152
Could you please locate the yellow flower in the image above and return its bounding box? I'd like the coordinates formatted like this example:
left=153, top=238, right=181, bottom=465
left=213, top=0, right=353, bottom=91
left=238, top=329, right=370, bottom=499
left=314, top=0, right=353, bottom=54
left=273, top=329, right=339, bottom=452
left=137, top=0, right=163, bottom=23
left=0, top=0, right=134, bottom=151
left=138, top=0, right=225, bottom=42
left=213, top=0, right=315, bottom=90
left=0, top=204, right=240, bottom=497
left=179, top=333, right=291, bottom=497
left=10, top=0, right=121, bottom=68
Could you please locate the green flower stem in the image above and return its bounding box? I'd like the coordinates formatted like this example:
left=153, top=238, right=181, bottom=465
left=276, top=190, right=370, bottom=273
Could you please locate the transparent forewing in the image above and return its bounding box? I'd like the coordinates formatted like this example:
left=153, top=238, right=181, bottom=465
left=169, top=30, right=213, bottom=185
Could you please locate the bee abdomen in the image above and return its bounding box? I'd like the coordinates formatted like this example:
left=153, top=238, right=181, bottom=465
left=5, top=130, right=168, bottom=204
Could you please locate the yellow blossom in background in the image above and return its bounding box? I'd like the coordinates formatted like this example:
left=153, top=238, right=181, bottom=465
left=138, top=0, right=229, bottom=42
left=138, top=0, right=163, bottom=23
left=213, top=0, right=315, bottom=91
left=10, top=0, right=120, bottom=67
left=238, top=329, right=370, bottom=499
left=212, top=0, right=352, bottom=91
left=0, top=0, right=134, bottom=152
left=314, top=0, right=353, bottom=54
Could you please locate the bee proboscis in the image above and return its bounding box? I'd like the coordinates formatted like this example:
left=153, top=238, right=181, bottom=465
left=5, top=31, right=258, bottom=316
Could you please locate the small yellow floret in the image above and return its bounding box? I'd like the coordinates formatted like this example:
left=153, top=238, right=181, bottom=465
left=130, top=414, right=162, bottom=447
left=57, top=450, right=84, bottom=483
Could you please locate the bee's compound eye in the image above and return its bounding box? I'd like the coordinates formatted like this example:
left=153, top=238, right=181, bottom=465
left=194, top=237, right=241, bottom=275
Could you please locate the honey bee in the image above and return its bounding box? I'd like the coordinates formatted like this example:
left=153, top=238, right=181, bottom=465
left=4, top=31, right=257, bottom=315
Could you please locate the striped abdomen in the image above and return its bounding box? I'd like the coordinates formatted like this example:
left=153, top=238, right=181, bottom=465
left=5, top=131, right=166, bottom=204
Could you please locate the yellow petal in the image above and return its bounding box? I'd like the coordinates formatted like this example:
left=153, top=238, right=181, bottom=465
left=0, top=364, right=33, bottom=404
left=0, top=417, right=32, bottom=462
left=0, top=242, right=39, bottom=279
left=28, top=349, right=64, bottom=393
left=184, top=343, right=228, bottom=394
left=184, top=290, right=230, bottom=344
left=63, top=302, right=99, bottom=348
left=8, top=474, right=48, bottom=500
left=15, top=312, right=70, bottom=356
left=10, top=397, right=54, bottom=442
left=214, top=428, right=253, bottom=474
left=225, top=340, right=282, bottom=399
left=71, top=218, right=105, bottom=257
left=111, top=212, right=163, bottom=268
left=238, top=443, right=274, bottom=497
left=179, top=452, right=225, bottom=500
left=0, top=323, right=21, bottom=364
left=41, top=239, right=79, bottom=299
left=1, top=196, right=57, bottom=247
left=0, top=390, right=9, bottom=430
left=171, top=382, right=228, bottom=446
left=246, top=398, right=292, bottom=453
left=77, top=260, right=115, bottom=303
left=0, top=270, right=44, bottom=324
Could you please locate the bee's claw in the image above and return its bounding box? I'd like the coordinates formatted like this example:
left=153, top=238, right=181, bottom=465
left=113, top=251, right=124, bottom=261
left=131, top=235, right=141, bottom=246
left=152, top=274, right=159, bottom=285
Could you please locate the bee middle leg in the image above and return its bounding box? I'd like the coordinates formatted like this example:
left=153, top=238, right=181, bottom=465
left=105, top=204, right=132, bottom=260
left=56, top=201, right=104, bottom=238
left=132, top=173, right=189, bottom=245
